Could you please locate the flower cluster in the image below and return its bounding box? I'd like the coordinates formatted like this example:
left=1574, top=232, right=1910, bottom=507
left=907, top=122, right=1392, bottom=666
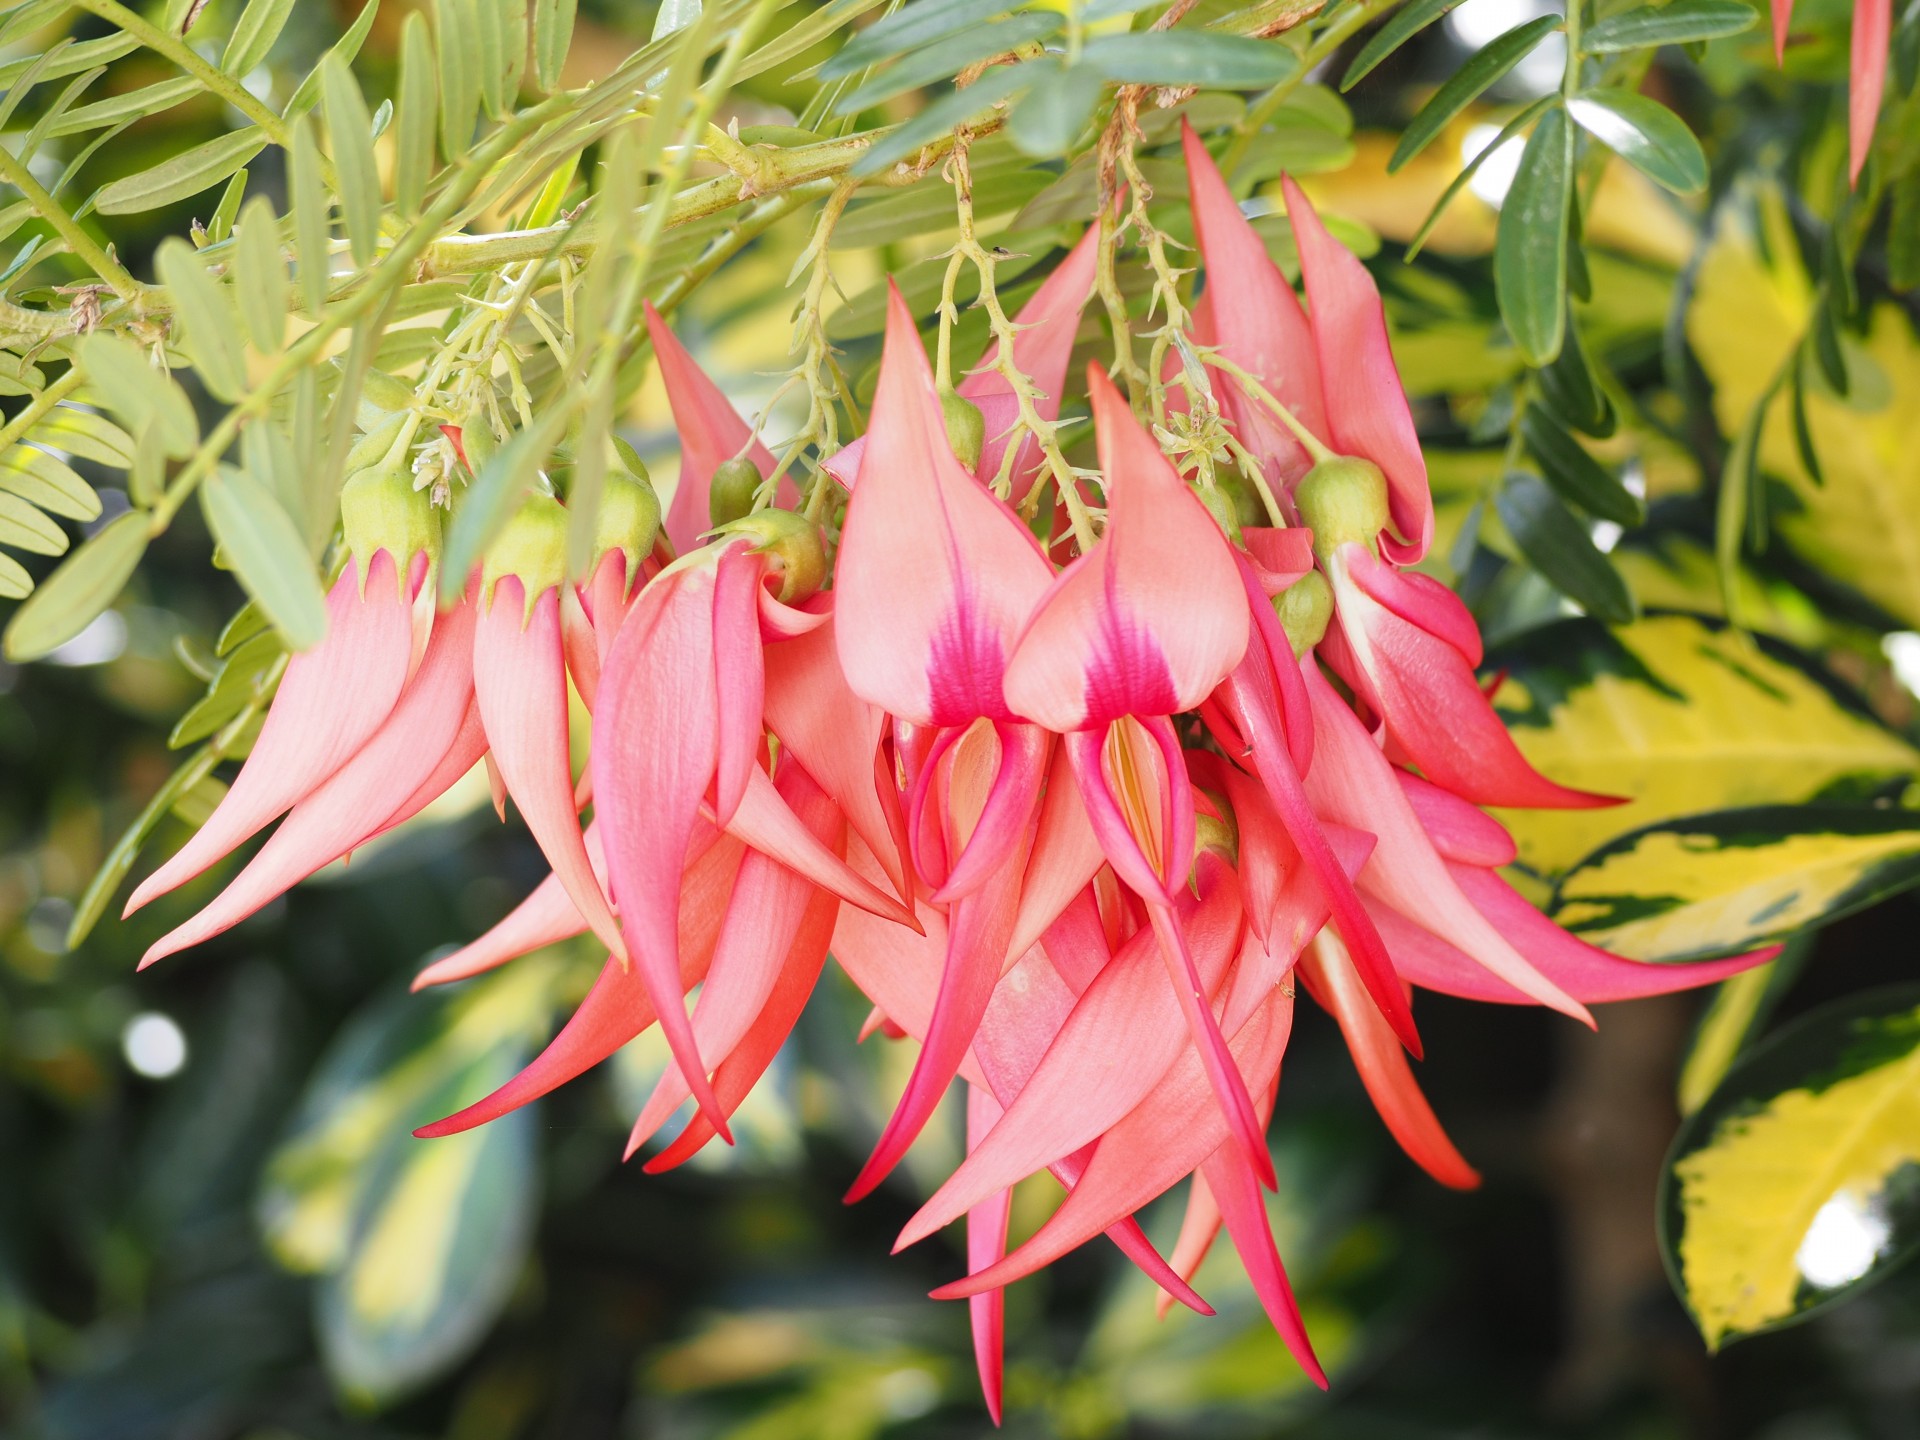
left=128, top=131, right=1772, bottom=1418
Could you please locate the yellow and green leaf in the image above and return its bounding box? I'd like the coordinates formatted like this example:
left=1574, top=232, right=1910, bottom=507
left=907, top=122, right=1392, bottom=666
left=1553, top=806, right=1920, bottom=961
left=1687, top=183, right=1920, bottom=628
left=1491, top=613, right=1919, bottom=879
left=1660, top=988, right=1920, bottom=1348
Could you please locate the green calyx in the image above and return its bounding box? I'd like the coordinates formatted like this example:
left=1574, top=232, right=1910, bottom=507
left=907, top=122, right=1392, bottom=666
left=342, top=462, right=438, bottom=578
left=1192, top=481, right=1243, bottom=546
left=1295, top=455, right=1389, bottom=559
left=594, top=465, right=662, bottom=593
left=708, top=456, right=763, bottom=529
left=715, top=507, right=827, bottom=604
left=1273, top=569, right=1333, bottom=658
left=482, top=492, right=569, bottom=614
left=939, top=386, right=986, bottom=473
left=1194, top=810, right=1239, bottom=868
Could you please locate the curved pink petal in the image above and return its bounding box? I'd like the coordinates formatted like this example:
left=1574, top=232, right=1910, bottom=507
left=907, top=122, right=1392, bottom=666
left=1328, top=544, right=1613, bottom=810
left=930, top=986, right=1297, bottom=1300
left=1850, top=0, right=1890, bottom=185
left=643, top=875, right=840, bottom=1170
left=411, top=846, right=588, bottom=988
left=897, top=858, right=1242, bottom=1249
left=964, top=1084, right=1012, bottom=1426
left=1346, top=548, right=1483, bottom=666
left=1155, top=1173, right=1224, bottom=1319
left=626, top=763, right=837, bottom=1152
left=1282, top=174, right=1431, bottom=562
left=712, top=541, right=768, bottom=825
left=835, top=284, right=1053, bottom=727
left=1006, top=747, right=1105, bottom=961
left=1003, top=369, right=1248, bottom=731
left=1772, top=0, right=1793, bottom=59
left=762, top=609, right=911, bottom=903
left=1182, top=123, right=1325, bottom=489
left=126, top=552, right=416, bottom=913
left=722, top=763, right=919, bottom=928
left=141, top=600, right=479, bottom=968
left=1302, top=664, right=1593, bottom=1023
left=475, top=579, right=627, bottom=965
left=414, top=833, right=745, bottom=1137
left=643, top=302, right=790, bottom=554
left=591, top=561, right=731, bottom=1137
left=1298, top=933, right=1479, bottom=1190
left=1396, top=771, right=1516, bottom=868
left=1200, top=1139, right=1326, bottom=1387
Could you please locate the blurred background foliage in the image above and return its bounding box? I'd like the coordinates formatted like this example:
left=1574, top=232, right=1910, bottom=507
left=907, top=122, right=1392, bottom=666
left=3, top=0, right=1920, bottom=1436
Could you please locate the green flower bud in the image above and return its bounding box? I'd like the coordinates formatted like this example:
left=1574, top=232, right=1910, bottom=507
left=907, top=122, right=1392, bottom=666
left=1191, top=481, right=1243, bottom=546
left=1216, top=467, right=1267, bottom=531
left=342, top=461, right=438, bottom=580
left=483, top=492, right=569, bottom=615
left=939, top=386, right=986, bottom=473
left=717, top=507, right=827, bottom=605
left=594, top=466, right=662, bottom=593
left=709, top=456, right=763, bottom=529
left=1295, top=455, right=1389, bottom=559
left=1194, top=810, right=1239, bottom=868
left=1273, top=568, right=1333, bottom=658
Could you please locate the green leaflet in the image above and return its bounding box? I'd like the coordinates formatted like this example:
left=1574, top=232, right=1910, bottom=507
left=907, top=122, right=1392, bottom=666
left=0, top=446, right=100, bottom=522
left=321, top=56, right=383, bottom=267
left=233, top=195, right=290, bottom=353
left=1, top=510, right=148, bottom=662
left=1568, top=89, right=1709, bottom=194
left=156, top=238, right=249, bottom=403
left=94, top=127, right=269, bottom=215
left=832, top=15, right=1062, bottom=114
left=1389, top=15, right=1561, bottom=171
left=201, top=466, right=329, bottom=651
left=1554, top=807, right=1920, bottom=961
left=1080, top=32, right=1300, bottom=88
left=1495, top=104, right=1573, bottom=366
left=223, top=0, right=299, bottom=75
left=1343, top=0, right=1462, bottom=90
left=1660, top=987, right=1920, bottom=1349
left=77, top=333, right=198, bottom=458
left=1494, top=469, right=1634, bottom=621
left=1519, top=404, right=1643, bottom=525
left=1489, top=613, right=1919, bottom=879
left=1583, top=0, right=1758, bottom=52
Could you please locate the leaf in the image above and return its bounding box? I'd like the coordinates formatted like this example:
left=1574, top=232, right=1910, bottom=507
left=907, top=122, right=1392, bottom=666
left=822, top=0, right=1023, bottom=79
left=290, top=113, right=332, bottom=315
left=1555, top=808, right=1920, bottom=960
left=1520, top=404, right=1643, bottom=525
left=1661, top=987, right=1920, bottom=1349
left=1537, top=308, right=1614, bottom=435
left=261, top=967, right=552, bottom=1405
left=321, top=55, right=382, bottom=268
left=223, top=0, right=299, bottom=74
left=285, top=0, right=383, bottom=118
left=156, top=237, right=249, bottom=403
left=1081, top=31, right=1300, bottom=87
left=1677, top=937, right=1808, bottom=1115
left=1405, top=95, right=1554, bottom=259
left=1686, top=201, right=1920, bottom=626
left=533, top=0, right=575, bottom=90
left=437, top=0, right=482, bottom=158
left=201, top=466, right=329, bottom=650
left=1583, top=0, right=1758, bottom=51
left=395, top=13, right=439, bottom=218
left=440, top=411, right=569, bottom=604
left=77, top=333, right=198, bottom=458
left=1495, top=104, right=1573, bottom=366
left=1389, top=14, right=1562, bottom=171
left=94, top=127, right=269, bottom=215
left=833, top=15, right=1062, bottom=113
left=1007, top=64, right=1105, bottom=158
left=1490, top=613, right=1917, bottom=878
left=0, top=492, right=66, bottom=554
left=33, top=408, right=135, bottom=468
left=1343, top=0, right=1462, bottom=89
left=0, top=447, right=100, bottom=522
left=234, top=195, right=289, bottom=352
left=1494, top=469, right=1633, bottom=621
left=67, top=743, right=222, bottom=949
left=851, top=63, right=1033, bottom=176
left=2, top=510, right=148, bottom=662
left=208, top=165, right=250, bottom=244
left=1567, top=89, right=1708, bottom=194
left=0, top=550, right=26, bottom=598
left=46, top=76, right=201, bottom=138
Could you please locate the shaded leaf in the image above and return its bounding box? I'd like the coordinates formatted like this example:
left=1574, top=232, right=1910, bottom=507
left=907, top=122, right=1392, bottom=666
left=822, top=0, right=1024, bottom=79
left=94, top=127, right=269, bottom=215
left=223, top=0, right=299, bottom=75
left=851, top=64, right=1032, bottom=176
left=1521, top=403, right=1643, bottom=525
left=1494, top=468, right=1632, bottom=620
left=1389, top=15, right=1562, bottom=171
left=534, top=0, right=577, bottom=90
left=833, top=15, right=1062, bottom=113
left=234, top=195, right=290, bottom=353
left=1583, top=0, right=1758, bottom=51
left=1343, top=0, right=1464, bottom=90
left=1082, top=31, right=1299, bottom=87
left=1495, top=103, right=1572, bottom=366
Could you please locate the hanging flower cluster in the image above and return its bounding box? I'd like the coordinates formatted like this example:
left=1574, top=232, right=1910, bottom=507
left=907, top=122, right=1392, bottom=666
left=126, top=131, right=1775, bottom=1418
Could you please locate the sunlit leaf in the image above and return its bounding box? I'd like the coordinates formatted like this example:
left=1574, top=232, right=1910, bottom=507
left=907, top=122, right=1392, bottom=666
left=1568, top=89, right=1708, bottom=194
left=321, top=54, right=382, bottom=267
left=1583, top=0, right=1758, bottom=51
left=201, top=466, right=329, bottom=650
left=156, top=237, right=249, bottom=403
left=0, top=491, right=66, bottom=555
left=94, top=127, right=269, bottom=215
left=223, top=0, right=299, bottom=75
left=1555, top=807, right=1920, bottom=960
left=1490, top=613, right=1919, bottom=878
left=0, top=446, right=100, bottom=522
left=77, top=332, right=198, bottom=458
left=1082, top=31, right=1299, bottom=87
left=1661, top=986, right=1920, bottom=1347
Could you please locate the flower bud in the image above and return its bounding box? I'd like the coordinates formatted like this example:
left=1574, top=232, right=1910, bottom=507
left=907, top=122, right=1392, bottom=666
left=1273, top=569, right=1333, bottom=658
left=717, top=507, right=827, bottom=605
left=594, top=465, right=662, bottom=594
left=343, top=461, right=439, bottom=584
left=1191, top=481, right=1243, bottom=546
left=483, top=492, right=569, bottom=615
left=1194, top=810, right=1238, bottom=867
left=708, top=456, right=763, bottom=529
left=939, top=387, right=985, bottom=473
left=1295, top=455, right=1389, bottom=559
